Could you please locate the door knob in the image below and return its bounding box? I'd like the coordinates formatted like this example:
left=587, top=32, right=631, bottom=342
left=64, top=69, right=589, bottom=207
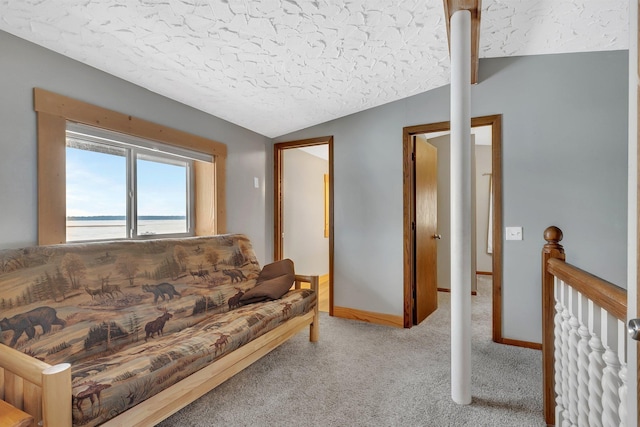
left=433, top=234, right=442, bottom=240
left=629, top=318, right=640, bottom=341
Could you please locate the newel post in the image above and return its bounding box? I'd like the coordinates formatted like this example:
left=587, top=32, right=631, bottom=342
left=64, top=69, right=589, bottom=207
left=542, top=226, right=565, bottom=426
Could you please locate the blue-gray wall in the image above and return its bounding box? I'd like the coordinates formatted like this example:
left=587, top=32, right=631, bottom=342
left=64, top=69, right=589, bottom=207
left=273, top=51, right=629, bottom=343
left=0, top=30, right=271, bottom=264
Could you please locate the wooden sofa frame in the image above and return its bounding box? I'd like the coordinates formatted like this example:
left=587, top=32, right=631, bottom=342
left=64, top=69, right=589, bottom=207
left=0, top=275, right=319, bottom=427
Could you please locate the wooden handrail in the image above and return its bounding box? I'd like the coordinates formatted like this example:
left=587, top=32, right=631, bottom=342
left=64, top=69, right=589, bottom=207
left=547, top=258, right=627, bottom=321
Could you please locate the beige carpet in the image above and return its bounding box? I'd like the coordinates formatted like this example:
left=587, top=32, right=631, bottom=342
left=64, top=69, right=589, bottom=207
left=157, top=276, right=545, bottom=426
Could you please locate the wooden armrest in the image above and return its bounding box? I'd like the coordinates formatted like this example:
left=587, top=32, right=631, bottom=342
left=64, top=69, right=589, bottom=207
left=0, top=400, right=33, bottom=427
left=0, top=344, right=72, bottom=427
left=0, top=344, right=51, bottom=385
left=294, top=274, right=319, bottom=293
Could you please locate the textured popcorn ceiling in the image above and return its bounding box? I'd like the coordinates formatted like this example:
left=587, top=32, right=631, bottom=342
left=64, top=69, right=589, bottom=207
left=0, top=0, right=629, bottom=137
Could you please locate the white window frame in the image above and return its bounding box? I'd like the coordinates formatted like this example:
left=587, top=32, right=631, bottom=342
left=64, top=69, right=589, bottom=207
left=65, top=123, right=210, bottom=241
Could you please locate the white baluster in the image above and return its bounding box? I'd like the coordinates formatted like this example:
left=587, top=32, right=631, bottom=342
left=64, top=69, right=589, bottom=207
left=618, top=363, right=627, bottom=427
left=601, top=348, right=621, bottom=427
left=588, top=334, right=605, bottom=427
left=555, top=301, right=565, bottom=425
left=577, top=323, right=591, bottom=426
left=561, top=306, right=571, bottom=425
left=568, top=312, right=580, bottom=424
left=616, top=318, right=627, bottom=427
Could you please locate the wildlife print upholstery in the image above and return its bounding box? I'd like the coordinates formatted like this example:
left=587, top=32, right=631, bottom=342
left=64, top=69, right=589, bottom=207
left=0, top=234, right=316, bottom=426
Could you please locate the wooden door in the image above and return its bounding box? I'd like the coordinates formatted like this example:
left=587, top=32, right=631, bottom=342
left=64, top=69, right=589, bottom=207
left=414, top=139, right=438, bottom=324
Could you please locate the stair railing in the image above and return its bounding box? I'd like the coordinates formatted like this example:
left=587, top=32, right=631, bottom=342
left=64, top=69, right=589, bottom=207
left=542, top=226, right=627, bottom=426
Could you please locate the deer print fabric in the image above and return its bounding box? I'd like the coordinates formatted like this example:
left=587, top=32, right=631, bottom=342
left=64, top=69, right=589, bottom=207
left=0, top=234, right=316, bottom=427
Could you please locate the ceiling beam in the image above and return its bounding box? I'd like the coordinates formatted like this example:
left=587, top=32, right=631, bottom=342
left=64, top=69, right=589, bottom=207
left=443, top=0, right=482, bottom=84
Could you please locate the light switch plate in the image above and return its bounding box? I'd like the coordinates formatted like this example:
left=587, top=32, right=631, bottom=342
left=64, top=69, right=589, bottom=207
left=505, top=226, right=523, bottom=241
left=254, top=177, right=260, bottom=189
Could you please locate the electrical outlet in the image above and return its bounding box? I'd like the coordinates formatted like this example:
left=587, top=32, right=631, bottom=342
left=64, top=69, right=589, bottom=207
left=505, top=226, right=523, bottom=241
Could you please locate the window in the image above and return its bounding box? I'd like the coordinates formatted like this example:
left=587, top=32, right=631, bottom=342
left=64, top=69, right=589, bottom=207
left=65, top=123, right=211, bottom=241
left=35, top=88, right=227, bottom=245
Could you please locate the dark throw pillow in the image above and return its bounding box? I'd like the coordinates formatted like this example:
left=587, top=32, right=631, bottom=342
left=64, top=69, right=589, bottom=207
left=240, top=259, right=295, bottom=304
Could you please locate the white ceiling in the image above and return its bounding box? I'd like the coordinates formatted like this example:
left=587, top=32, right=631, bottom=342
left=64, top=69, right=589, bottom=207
left=0, top=0, right=629, bottom=138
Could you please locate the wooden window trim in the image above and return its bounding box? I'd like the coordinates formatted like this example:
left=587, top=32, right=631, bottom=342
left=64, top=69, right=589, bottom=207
left=34, top=88, right=226, bottom=245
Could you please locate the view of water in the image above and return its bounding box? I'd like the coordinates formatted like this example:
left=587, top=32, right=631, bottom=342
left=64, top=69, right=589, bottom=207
left=66, top=219, right=187, bottom=241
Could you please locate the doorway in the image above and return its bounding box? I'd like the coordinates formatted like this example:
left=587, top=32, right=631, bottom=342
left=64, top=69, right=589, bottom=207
left=417, top=127, right=492, bottom=295
left=402, top=115, right=504, bottom=342
left=274, top=137, right=334, bottom=314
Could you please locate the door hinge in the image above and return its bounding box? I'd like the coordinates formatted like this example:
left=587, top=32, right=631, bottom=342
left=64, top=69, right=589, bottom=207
left=411, top=152, right=416, bottom=161
left=411, top=222, right=415, bottom=231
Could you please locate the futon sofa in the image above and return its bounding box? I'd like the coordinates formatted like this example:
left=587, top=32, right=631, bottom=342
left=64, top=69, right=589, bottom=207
left=0, top=234, right=319, bottom=426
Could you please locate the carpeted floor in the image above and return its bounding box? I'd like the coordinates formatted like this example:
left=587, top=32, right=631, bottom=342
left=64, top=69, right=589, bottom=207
left=158, top=276, right=545, bottom=426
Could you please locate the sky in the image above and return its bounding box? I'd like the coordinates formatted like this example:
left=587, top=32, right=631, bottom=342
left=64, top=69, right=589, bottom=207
left=66, top=147, right=187, bottom=217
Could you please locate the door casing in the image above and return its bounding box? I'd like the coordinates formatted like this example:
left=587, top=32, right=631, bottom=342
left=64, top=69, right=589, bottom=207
left=274, top=136, right=334, bottom=315
left=402, top=115, right=504, bottom=341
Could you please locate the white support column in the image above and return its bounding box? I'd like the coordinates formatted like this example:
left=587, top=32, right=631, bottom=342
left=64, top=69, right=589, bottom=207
left=450, top=8, right=472, bottom=405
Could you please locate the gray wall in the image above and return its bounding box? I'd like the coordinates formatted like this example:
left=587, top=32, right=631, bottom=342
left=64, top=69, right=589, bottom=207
left=0, top=31, right=271, bottom=264
left=475, top=145, right=492, bottom=273
left=273, top=51, right=628, bottom=343
left=283, top=148, right=329, bottom=275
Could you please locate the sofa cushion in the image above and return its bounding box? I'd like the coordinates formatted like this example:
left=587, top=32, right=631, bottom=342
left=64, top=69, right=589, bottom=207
left=70, top=288, right=316, bottom=426
left=240, top=259, right=294, bottom=304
